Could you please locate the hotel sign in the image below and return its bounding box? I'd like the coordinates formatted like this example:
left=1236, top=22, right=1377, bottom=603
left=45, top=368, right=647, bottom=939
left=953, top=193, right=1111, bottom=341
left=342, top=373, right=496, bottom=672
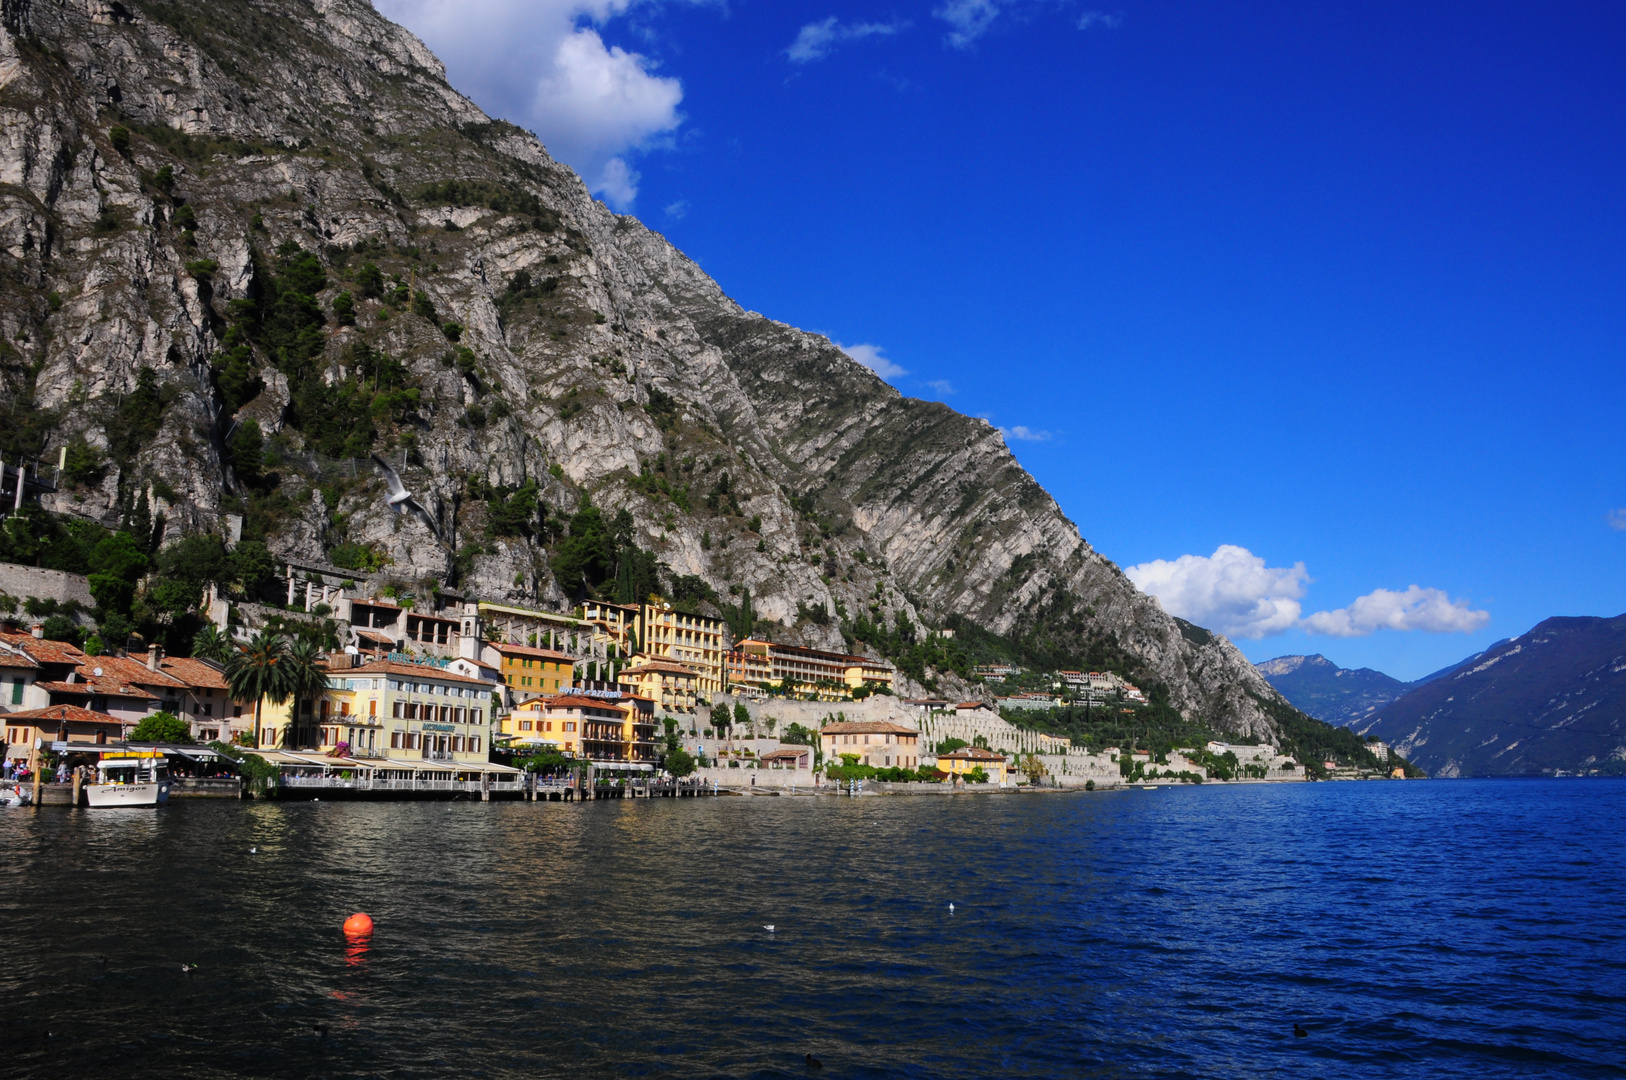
left=563, top=686, right=623, bottom=700
left=421, top=723, right=455, bottom=733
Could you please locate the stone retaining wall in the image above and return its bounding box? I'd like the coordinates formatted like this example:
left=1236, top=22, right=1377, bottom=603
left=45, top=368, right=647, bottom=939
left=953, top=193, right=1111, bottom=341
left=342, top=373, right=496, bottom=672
left=0, top=563, right=94, bottom=609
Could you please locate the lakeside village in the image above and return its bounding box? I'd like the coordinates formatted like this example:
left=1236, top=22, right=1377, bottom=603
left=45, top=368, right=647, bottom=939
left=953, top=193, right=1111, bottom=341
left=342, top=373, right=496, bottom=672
left=0, top=537, right=1408, bottom=806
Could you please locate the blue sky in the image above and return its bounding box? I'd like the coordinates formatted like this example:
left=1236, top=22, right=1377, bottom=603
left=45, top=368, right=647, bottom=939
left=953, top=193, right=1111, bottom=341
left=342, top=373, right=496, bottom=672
left=375, top=1, right=1626, bottom=680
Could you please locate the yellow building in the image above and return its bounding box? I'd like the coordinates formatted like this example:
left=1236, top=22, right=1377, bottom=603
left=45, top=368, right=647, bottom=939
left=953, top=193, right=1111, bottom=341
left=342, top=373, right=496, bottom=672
left=485, top=642, right=575, bottom=705
left=936, top=746, right=1008, bottom=783
left=577, top=600, right=727, bottom=696
left=728, top=639, right=894, bottom=700
left=617, top=657, right=701, bottom=715
left=638, top=603, right=726, bottom=696
left=259, top=659, right=495, bottom=765
left=818, top=720, right=922, bottom=769
left=503, top=693, right=658, bottom=763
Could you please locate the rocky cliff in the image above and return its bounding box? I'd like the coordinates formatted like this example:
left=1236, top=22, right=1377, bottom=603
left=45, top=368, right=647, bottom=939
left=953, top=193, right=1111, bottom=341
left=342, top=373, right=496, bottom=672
left=0, top=0, right=1291, bottom=738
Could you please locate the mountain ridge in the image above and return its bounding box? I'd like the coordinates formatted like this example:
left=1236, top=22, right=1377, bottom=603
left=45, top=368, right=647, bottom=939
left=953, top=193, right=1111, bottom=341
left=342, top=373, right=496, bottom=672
left=0, top=0, right=1300, bottom=740
left=1353, top=615, right=1626, bottom=777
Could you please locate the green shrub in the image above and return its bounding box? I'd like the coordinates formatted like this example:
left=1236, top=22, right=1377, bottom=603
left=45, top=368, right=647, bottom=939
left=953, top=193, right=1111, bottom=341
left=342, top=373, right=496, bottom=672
left=109, top=125, right=131, bottom=157
left=185, top=259, right=219, bottom=280
left=131, top=711, right=192, bottom=743
left=40, top=614, right=80, bottom=643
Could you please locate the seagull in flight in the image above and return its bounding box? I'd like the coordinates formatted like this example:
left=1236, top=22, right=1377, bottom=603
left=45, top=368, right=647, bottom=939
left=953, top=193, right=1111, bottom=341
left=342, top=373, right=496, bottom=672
left=371, top=455, right=449, bottom=550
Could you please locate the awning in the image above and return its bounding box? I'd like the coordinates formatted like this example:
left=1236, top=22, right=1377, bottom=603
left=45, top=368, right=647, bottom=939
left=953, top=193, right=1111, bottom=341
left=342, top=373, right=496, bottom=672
left=276, top=751, right=379, bottom=770
left=589, top=760, right=655, bottom=772
left=448, top=759, right=522, bottom=775
left=378, top=757, right=456, bottom=773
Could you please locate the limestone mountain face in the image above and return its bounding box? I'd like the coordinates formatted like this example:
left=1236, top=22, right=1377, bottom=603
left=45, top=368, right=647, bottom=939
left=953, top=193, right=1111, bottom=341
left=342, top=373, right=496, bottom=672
left=0, top=0, right=1288, bottom=738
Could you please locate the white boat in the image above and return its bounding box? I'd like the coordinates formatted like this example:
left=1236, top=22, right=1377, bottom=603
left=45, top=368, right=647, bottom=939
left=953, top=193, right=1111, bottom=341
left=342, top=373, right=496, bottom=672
left=86, top=752, right=171, bottom=808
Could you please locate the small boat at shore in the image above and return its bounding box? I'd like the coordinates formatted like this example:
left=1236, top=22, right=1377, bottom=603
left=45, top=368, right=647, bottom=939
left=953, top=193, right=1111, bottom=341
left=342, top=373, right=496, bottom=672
left=86, top=752, right=170, bottom=808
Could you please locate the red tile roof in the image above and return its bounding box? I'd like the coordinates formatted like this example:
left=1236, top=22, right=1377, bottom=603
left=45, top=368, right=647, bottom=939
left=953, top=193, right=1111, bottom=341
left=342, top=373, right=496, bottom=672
left=535, top=694, right=628, bottom=713
left=620, top=658, right=701, bottom=677
left=3, top=704, right=123, bottom=726
left=0, top=643, right=40, bottom=669
left=130, top=653, right=231, bottom=691
left=488, top=642, right=575, bottom=662
left=343, top=660, right=495, bottom=687
left=0, top=632, right=87, bottom=666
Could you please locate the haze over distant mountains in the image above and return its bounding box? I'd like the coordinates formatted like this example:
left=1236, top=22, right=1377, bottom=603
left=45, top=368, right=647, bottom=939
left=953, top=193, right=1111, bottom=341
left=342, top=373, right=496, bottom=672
left=1260, top=615, right=1626, bottom=777
left=1253, top=654, right=1447, bottom=727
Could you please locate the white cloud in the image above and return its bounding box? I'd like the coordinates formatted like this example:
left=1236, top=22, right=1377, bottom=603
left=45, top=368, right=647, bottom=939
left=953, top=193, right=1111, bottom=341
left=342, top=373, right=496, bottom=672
left=837, top=342, right=907, bottom=379
left=663, top=199, right=689, bottom=219
left=1077, top=11, right=1122, bottom=30
left=1000, top=425, right=1051, bottom=442
left=1127, top=544, right=1492, bottom=641
left=1609, top=508, right=1626, bottom=531
left=373, top=1, right=691, bottom=208
left=934, top=0, right=1001, bottom=47
left=925, top=379, right=956, bottom=395
left=1301, top=586, right=1490, bottom=638
left=786, top=16, right=908, bottom=63
left=1127, top=545, right=1308, bottom=639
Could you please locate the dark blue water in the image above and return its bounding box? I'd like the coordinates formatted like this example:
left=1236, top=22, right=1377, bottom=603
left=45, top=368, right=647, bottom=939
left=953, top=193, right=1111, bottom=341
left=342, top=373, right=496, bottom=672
left=1, top=780, right=1622, bottom=1078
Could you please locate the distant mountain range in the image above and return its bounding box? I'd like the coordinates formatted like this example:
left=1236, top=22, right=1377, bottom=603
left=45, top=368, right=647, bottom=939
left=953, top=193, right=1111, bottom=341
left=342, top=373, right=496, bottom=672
left=1259, top=615, right=1626, bottom=777
left=1253, top=654, right=1438, bottom=727
left=1353, top=616, right=1626, bottom=778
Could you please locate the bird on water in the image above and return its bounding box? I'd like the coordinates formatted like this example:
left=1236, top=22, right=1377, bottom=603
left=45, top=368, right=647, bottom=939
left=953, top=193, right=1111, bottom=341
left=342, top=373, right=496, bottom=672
left=948, top=903, right=955, bottom=913
left=805, top=1053, right=822, bottom=1069
left=312, top=1025, right=328, bottom=1037
left=1294, top=1023, right=1309, bottom=1038
left=764, top=924, right=775, bottom=933
left=181, top=964, right=196, bottom=973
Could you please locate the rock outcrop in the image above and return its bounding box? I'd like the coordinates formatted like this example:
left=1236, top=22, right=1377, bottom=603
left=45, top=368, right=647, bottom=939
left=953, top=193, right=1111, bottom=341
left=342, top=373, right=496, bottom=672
left=0, top=0, right=1292, bottom=738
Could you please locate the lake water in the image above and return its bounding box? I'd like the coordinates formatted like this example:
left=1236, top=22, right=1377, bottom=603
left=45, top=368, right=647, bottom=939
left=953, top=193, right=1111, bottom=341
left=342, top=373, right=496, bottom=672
left=1, top=780, right=1622, bottom=1078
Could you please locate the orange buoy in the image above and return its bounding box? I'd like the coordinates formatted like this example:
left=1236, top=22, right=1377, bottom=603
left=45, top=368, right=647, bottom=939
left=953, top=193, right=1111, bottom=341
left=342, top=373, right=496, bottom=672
left=342, top=912, right=374, bottom=938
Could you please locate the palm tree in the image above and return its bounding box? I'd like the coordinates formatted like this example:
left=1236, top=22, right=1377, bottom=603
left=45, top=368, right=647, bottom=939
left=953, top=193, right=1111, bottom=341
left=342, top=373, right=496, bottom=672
left=285, top=638, right=332, bottom=749
left=192, top=624, right=232, bottom=663
left=225, top=632, right=293, bottom=748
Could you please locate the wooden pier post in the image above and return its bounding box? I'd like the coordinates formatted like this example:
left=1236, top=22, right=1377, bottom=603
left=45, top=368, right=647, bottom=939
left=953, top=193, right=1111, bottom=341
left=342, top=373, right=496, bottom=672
left=71, top=766, right=83, bottom=807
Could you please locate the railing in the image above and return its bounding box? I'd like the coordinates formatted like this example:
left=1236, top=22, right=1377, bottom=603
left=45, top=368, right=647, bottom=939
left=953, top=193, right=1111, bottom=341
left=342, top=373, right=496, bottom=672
left=280, top=775, right=488, bottom=792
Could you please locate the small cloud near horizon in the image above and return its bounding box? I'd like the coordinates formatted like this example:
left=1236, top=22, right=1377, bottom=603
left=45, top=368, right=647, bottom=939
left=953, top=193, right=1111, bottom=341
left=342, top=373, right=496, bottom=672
left=1077, top=11, right=1122, bottom=30
left=1609, top=508, right=1626, bottom=530
left=924, top=379, right=956, bottom=395
left=837, top=341, right=907, bottom=379
left=1001, top=425, right=1052, bottom=442
left=786, top=16, right=908, bottom=64
left=664, top=199, right=689, bottom=220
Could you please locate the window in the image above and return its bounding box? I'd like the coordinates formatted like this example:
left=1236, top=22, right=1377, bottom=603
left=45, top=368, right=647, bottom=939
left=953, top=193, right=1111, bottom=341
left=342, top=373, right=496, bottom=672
left=202, top=704, right=212, bottom=717
left=520, top=720, right=532, bottom=731
left=471, top=709, right=482, bottom=724
left=234, top=706, right=243, bottom=718
left=10, top=679, right=22, bottom=705
left=369, top=700, right=378, bottom=717
left=564, top=721, right=577, bottom=732
left=470, top=737, right=480, bottom=753
left=392, top=700, right=403, bottom=719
